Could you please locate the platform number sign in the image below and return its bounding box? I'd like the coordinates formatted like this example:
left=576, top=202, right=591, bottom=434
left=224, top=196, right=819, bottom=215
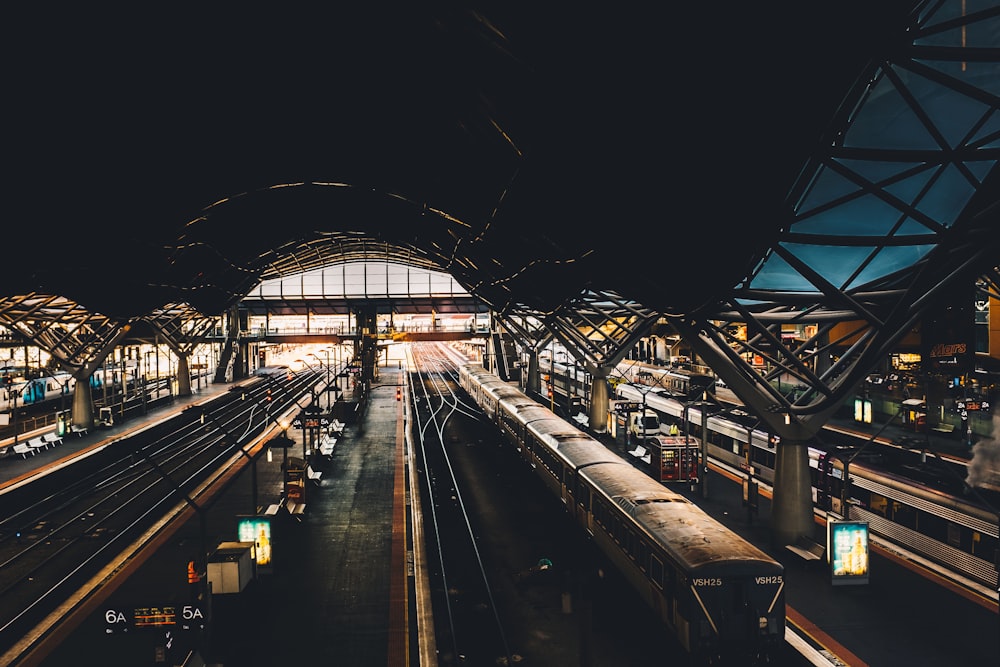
left=104, top=605, right=205, bottom=633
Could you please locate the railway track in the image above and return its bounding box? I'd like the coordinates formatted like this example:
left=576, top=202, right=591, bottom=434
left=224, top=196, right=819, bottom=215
left=406, top=342, right=516, bottom=666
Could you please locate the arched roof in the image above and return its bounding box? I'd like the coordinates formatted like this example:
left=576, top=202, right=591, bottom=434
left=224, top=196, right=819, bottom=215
left=3, top=2, right=995, bottom=326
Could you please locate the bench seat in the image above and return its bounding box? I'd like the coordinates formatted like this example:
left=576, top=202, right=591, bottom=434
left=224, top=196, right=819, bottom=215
left=70, top=424, right=89, bottom=437
left=931, top=423, right=955, bottom=434
left=13, top=443, right=36, bottom=458
left=785, top=536, right=825, bottom=562
left=43, top=432, right=63, bottom=446
left=28, top=436, right=49, bottom=452
left=306, top=465, right=323, bottom=485
left=286, top=501, right=307, bottom=516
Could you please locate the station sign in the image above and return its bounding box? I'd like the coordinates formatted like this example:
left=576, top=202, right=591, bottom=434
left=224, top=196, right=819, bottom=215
left=104, top=604, right=206, bottom=633
left=291, top=412, right=330, bottom=429
left=956, top=399, right=990, bottom=412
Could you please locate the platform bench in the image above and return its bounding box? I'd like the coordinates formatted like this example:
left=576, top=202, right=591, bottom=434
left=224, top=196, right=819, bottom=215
left=785, top=536, right=825, bottom=563
left=286, top=501, right=306, bottom=517
left=70, top=424, right=89, bottom=437
left=627, top=445, right=647, bottom=459
left=306, top=465, right=323, bottom=485
left=931, top=423, right=955, bottom=434
left=264, top=503, right=282, bottom=517
left=13, top=443, right=36, bottom=458
left=28, top=436, right=49, bottom=452
left=43, top=432, right=64, bottom=446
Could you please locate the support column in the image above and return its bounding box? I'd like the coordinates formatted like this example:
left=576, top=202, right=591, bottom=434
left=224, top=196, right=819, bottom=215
left=526, top=350, right=540, bottom=395
left=71, top=380, right=96, bottom=430
left=354, top=308, right=378, bottom=387
left=177, top=353, right=192, bottom=396
left=770, top=440, right=815, bottom=546
left=588, top=368, right=611, bottom=434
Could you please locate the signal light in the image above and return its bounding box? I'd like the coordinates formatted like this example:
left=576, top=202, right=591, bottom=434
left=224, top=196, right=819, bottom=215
left=266, top=389, right=272, bottom=403
left=396, top=387, right=401, bottom=401
left=187, top=561, right=200, bottom=584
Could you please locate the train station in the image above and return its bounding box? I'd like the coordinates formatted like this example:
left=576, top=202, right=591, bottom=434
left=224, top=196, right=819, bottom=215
left=1, top=3, right=999, bottom=666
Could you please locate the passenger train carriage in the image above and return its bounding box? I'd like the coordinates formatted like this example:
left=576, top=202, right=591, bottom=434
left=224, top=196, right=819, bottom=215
left=459, top=363, right=785, bottom=665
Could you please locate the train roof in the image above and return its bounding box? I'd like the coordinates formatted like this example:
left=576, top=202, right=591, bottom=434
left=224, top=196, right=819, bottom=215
left=581, top=462, right=782, bottom=572
left=532, top=430, right=627, bottom=469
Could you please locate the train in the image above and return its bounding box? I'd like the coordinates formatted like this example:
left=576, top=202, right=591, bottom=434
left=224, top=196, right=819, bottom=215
left=459, top=363, right=786, bottom=665
left=2, top=372, right=75, bottom=406
left=612, top=381, right=1000, bottom=590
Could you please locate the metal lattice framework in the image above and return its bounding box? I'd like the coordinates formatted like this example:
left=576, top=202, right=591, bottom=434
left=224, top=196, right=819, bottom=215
left=671, top=2, right=1000, bottom=438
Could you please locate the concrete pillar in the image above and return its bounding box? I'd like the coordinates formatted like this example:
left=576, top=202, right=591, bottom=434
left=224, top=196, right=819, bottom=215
left=527, top=350, right=540, bottom=395
left=770, top=440, right=816, bottom=546
left=588, top=369, right=610, bottom=434
left=71, top=380, right=95, bottom=430
left=177, top=353, right=192, bottom=396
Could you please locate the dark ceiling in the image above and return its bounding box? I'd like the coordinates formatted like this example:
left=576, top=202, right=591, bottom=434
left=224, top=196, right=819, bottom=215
left=3, top=2, right=919, bottom=320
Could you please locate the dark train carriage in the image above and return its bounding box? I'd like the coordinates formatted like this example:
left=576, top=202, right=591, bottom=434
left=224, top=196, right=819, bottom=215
left=580, top=462, right=785, bottom=664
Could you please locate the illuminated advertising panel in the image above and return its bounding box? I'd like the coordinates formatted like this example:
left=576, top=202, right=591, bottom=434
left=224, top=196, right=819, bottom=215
left=237, top=516, right=273, bottom=572
left=853, top=398, right=872, bottom=424
left=828, top=520, right=870, bottom=586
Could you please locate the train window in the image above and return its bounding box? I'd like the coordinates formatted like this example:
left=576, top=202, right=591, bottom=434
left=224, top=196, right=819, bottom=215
left=892, top=501, right=918, bottom=530
left=613, top=517, right=625, bottom=545
left=625, top=530, right=638, bottom=560
left=869, top=494, right=888, bottom=517
left=649, top=556, right=664, bottom=589
left=947, top=522, right=961, bottom=549
left=637, top=541, right=649, bottom=572
left=594, top=500, right=607, bottom=528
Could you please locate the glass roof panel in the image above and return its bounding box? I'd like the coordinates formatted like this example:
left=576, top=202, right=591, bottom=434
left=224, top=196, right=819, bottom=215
left=749, top=251, right=822, bottom=291
left=742, top=4, right=998, bottom=296
left=844, top=74, right=939, bottom=150
left=914, top=163, right=979, bottom=227
left=246, top=262, right=471, bottom=299
left=971, top=113, right=1000, bottom=148
left=899, top=68, right=993, bottom=148
left=917, top=4, right=1000, bottom=50
left=781, top=244, right=876, bottom=290
left=882, top=168, right=937, bottom=206
left=847, top=245, right=935, bottom=290
left=797, top=165, right=859, bottom=212
left=832, top=158, right=926, bottom=186
left=793, top=194, right=907, bottom=236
